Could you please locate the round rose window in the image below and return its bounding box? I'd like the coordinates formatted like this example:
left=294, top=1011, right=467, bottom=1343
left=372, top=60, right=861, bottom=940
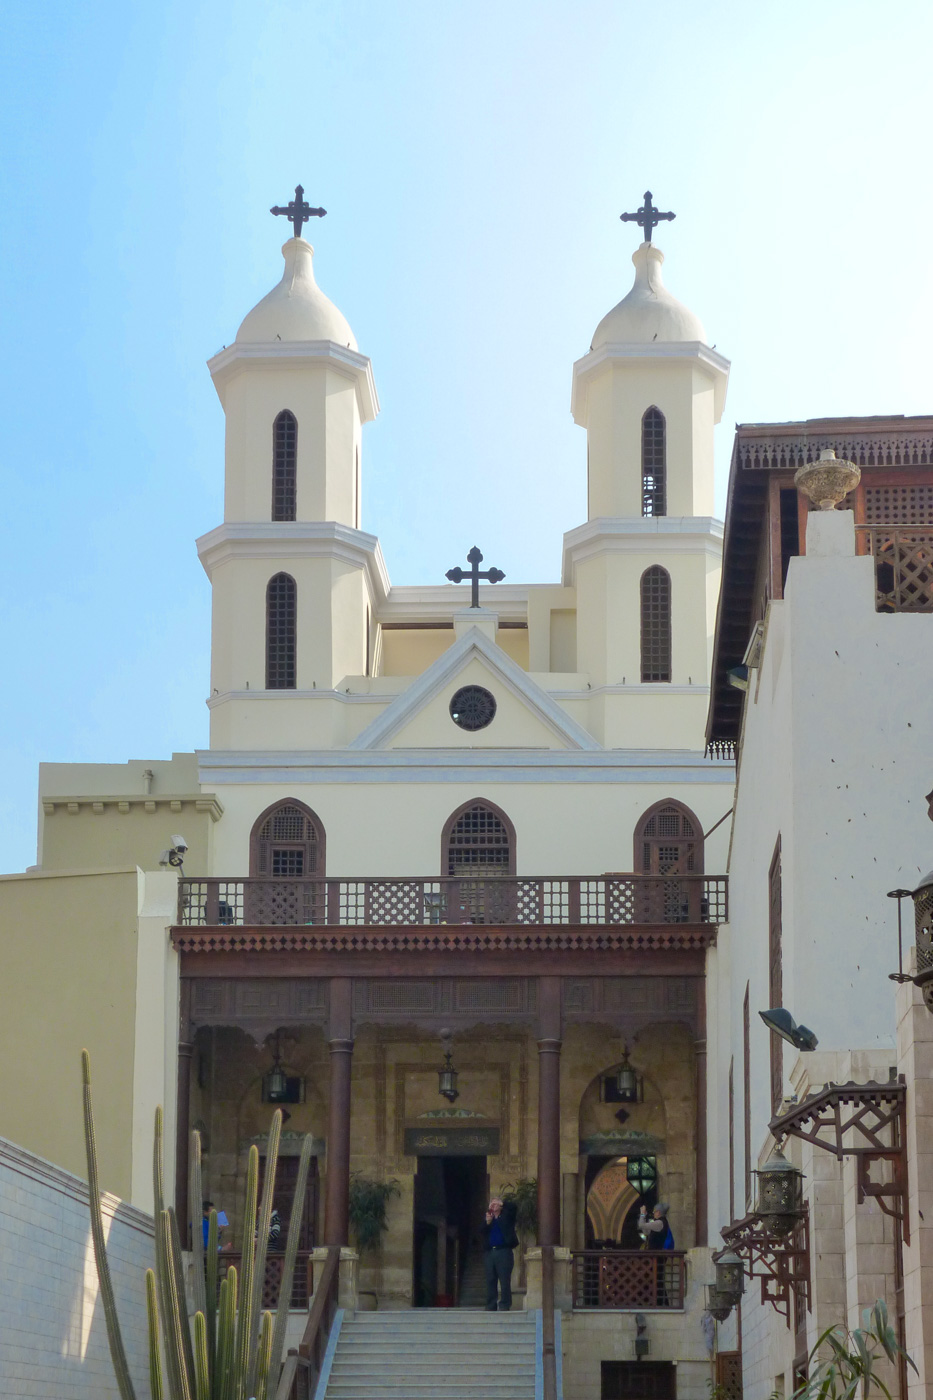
left=449, top=685, right=497, bottom=732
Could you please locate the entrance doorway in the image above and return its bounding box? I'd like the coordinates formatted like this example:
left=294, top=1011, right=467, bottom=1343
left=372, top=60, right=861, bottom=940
left=413, top=1155, right=488, bottom=1307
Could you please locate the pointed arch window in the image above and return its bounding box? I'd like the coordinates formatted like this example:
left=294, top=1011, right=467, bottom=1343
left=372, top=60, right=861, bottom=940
left=272, top=410, right=297, bottom=521
left=640, top=565, right=671, bottom=682
left=250, top=799, right=324, bottom=877
left=634, top=800, right=703, bottom=874
left=642, top=407, right=666, bottom=517
left=443, top=800, right=515, bottom=876
left=266, top=572, right=296, bottom=689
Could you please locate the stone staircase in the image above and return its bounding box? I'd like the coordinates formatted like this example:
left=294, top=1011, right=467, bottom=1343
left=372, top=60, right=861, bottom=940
left=321, top=1309, right=537, bottom=1399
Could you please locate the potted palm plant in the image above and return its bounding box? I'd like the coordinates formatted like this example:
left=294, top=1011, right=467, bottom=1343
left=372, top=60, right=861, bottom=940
left=349, top=1176, right=400, bottom=1310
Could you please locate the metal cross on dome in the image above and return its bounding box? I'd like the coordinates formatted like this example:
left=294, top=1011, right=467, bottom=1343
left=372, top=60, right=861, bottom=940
left=270, top=184, right=327, bottom=239
left=619, top=190, right=676, bottom=243
left=445, top=546, right=505, bottom=609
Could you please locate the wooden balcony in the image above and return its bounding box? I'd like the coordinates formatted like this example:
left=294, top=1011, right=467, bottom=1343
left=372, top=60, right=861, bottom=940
left=857, top=525, right=933, bottom=612
left=571, top=1249, right=687, bottom=1310
left=177, top=874, right=726, bottom=933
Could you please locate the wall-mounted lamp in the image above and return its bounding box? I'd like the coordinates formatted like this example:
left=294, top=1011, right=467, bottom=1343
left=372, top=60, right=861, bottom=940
left=264, top=1031, right=290, bottom=1103
left=755, top=1147, right=804, bottom=1238
left=759, top=1007, right=818, bottom=1052
left=714, top=1248, right=745, bottom=1302
left=887, top=887, right=916, bottom=984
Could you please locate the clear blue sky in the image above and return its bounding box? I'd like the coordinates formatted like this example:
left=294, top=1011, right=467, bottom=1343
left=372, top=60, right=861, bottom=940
left=2, top=0, right=931, bottom=872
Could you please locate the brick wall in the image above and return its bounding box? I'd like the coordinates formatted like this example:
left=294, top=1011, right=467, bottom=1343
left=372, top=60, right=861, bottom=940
left=0, top=1137, right=153, bottom=1400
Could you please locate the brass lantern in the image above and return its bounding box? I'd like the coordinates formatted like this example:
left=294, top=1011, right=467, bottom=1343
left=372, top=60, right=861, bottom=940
left=438, top=1031, right=459, bottom=1104
left=755, top=1147, right=804, bottom=1237
left=706, top=1286, right=733, bottom=1322
left=616, top=1046, right=642, bottom=1103
left=714, top=1249, right=745, bottom=1302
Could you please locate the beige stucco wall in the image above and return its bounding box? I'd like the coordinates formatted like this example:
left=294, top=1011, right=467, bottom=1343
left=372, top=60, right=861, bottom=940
left=219, top=362, right=363, bottom=528
left=582, top=359, right=717, bottom=520
left=0, top=869, right=141, bottom=1198
left=202, top=777, right=733, bottom=878
left=39, top=797, right=218, bottom=876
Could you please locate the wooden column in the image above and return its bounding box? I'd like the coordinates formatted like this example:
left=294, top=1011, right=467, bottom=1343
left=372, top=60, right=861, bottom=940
left=324, top=977, right=353, bottom=1246
left=695, top=982, right=708, bottom=1246
left=174, top=980, right=194, bottom=1244
left=537, top=976, right=562, bottom=1248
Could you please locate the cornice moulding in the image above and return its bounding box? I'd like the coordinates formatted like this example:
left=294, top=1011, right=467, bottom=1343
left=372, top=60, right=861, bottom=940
left=41, top=794, right=224, bottom=821
left=561, top=517, right=724, bottom=584
left=197, top=747, right=735, bottom=785
left=571, top=340, right=731, bottom=424
left=207, top=340, right=379, bottom=422
left=196, top=521, right=391, bottom=602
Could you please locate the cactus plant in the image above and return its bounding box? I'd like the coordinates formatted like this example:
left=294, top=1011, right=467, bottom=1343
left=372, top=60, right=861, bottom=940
left=81, top=1049, right=314, bottom=1400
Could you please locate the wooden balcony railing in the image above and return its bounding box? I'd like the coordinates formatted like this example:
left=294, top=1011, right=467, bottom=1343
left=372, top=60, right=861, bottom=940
left=217, top=1250, right=314, bottom=1310
left=858, top=526, right=933, bottom=612
left=571, top=1250, right=687, bottom=1310
left=178, top=874, right=727, bottom=929
left=276, top=1246, right=340, bottom=1400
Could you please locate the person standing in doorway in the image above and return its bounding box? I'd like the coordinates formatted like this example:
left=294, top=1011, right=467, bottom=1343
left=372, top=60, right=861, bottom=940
left=483, top=1197, right=518, bottom=1311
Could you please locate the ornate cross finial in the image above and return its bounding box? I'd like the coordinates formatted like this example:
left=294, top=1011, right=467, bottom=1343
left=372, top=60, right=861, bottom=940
left=620, top=191, right=675, bottom=243
left=445, top=546, right=505, bottom=609
left=270, top=184, right=326, bottom=239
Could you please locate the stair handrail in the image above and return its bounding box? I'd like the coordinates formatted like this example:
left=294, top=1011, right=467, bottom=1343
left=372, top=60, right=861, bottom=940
left=541, top=1243, right=559, bottom=1400
left=275, top=1245, right=341, bottom=1400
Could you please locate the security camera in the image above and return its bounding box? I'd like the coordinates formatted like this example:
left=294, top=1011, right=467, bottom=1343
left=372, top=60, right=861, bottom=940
left=170, top=836, right=188, bottom=854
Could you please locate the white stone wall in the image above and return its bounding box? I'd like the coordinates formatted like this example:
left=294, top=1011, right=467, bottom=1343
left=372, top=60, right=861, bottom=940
left=0, top=1138, right=153, bottom=1400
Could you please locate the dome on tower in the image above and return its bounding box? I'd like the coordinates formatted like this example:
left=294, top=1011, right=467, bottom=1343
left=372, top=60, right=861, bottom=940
left=236, top=238, right=357, bottom=350
left=591, top=242, right=706, bottom=350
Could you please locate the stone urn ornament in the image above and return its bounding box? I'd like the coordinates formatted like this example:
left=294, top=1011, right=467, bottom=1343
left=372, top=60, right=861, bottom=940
left=794, top=447, right=861, bottom=510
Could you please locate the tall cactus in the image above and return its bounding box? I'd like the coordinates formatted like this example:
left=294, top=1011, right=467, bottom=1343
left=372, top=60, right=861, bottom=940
left=80, top=1049, right=137, bottom=1400
left=82, top=1052, right=310, bottom=1400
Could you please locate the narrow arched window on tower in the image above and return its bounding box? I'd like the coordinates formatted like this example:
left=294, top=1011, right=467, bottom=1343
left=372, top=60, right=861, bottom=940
left=640, top=565, right=671, bottom=682
left=266, top=573, right=297, bottom=689
left=272, top=410, right=297, bottom=521
left=642, top=407, right=666, bottom=517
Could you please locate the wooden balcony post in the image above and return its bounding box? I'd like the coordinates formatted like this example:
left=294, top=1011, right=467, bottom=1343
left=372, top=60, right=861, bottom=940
left=695, top=984, right=708, bottom=1246
left=174, top=981, right=194, bottom=1243
left=537, top=976, right=562, bottom=1248
left=324, top=977, right=353, bottom=1246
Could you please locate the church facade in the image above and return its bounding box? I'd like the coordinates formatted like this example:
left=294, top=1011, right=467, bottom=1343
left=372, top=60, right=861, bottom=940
left=4, top=211, right=736, bottom=1396
left=10, top=199, right=933, bottom=1400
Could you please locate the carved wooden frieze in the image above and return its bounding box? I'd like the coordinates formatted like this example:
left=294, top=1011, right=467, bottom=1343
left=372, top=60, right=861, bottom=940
left=563, top=975, right=699, bottom=1031
left=190, top=978, right=327, bottom=1033
left=353, top=977, right=537, bottom=1027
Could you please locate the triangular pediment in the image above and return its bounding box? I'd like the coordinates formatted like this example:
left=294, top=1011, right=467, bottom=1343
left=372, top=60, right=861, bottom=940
left=348, top=626, right=600, bottom=751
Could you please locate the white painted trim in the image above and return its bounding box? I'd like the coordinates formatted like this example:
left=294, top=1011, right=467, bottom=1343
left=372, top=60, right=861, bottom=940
left=208, top=341, right=379, bottom=422
left=562, top=517, right=723, bottom=586
left=196, top=521, right=391, bottom=604
left=0, top=1136, right=154, bottom=1236
left=345, top=626, right=602, bottom=752
left=571, top=340, right=730, bottom=424
left=206, top=681, right=709, bottom=709
left=197, top=747, right=735, bottom=786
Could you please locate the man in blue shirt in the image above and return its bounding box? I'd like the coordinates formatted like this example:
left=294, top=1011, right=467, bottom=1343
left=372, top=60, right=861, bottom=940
left=483, top=1197, right=519, bottom=1311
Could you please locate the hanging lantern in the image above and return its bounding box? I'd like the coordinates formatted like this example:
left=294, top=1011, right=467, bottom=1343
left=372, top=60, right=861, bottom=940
left=706, top=1285, right=733, bottom=1322
left=438, top=1032, right=460, bottom=1104
left=755, top=1146, right=804, bottom=1237
left=714, top=1249, right=745, bottom=1302
left=264, top=1033, right=289, bottom=1103
left=626, top=1156, right=657, bottom=1197
left=616, top=1046, right=642, bottom=1103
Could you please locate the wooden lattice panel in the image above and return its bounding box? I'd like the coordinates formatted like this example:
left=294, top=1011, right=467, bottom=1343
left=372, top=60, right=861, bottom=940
left=864, top=484, right=933, bottom=524
left=868, top=528, right=933, bottom=612
left=572, top=1251, right=685, bottom=1310
left=715, top=1351, right=743, bottom=1400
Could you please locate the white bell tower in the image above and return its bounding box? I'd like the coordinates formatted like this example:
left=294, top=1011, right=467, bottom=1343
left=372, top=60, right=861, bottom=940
left=198, top=228, right=380, bottom=749
left=565, top=226, right=729, bottom=747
